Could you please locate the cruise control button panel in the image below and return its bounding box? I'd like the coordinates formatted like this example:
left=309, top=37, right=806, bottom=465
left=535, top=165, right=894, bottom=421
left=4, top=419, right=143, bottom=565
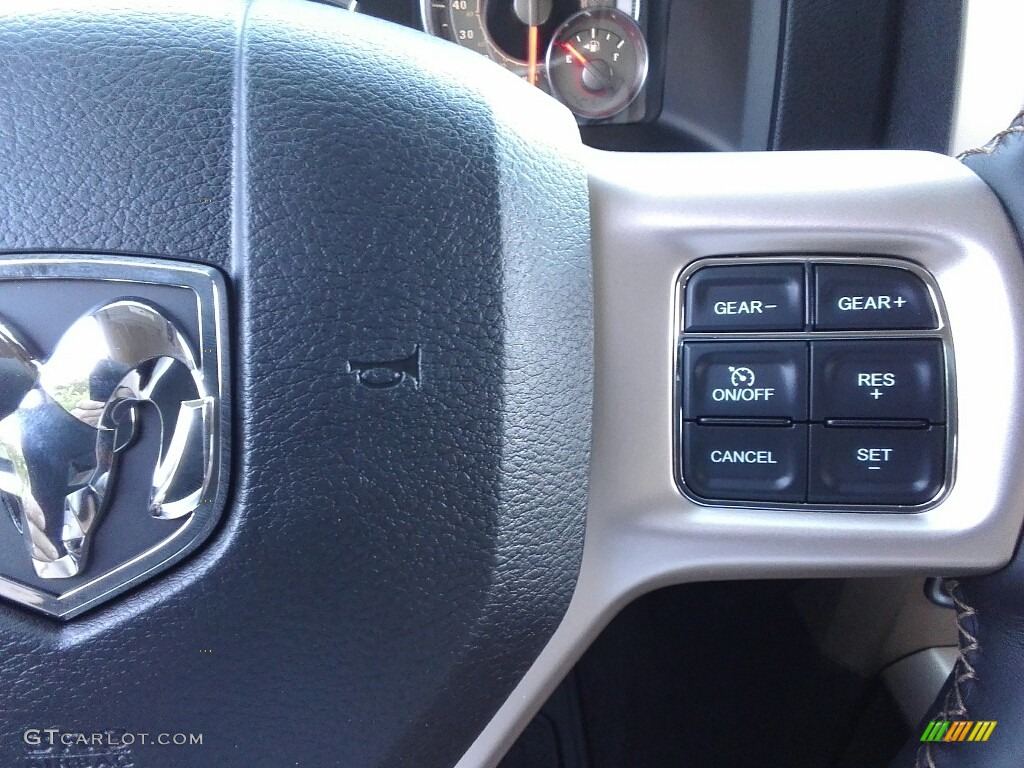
left=677, top=257, right=952, bottom=511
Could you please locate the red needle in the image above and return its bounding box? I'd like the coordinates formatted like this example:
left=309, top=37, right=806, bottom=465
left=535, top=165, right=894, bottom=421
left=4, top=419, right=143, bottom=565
left=559, top=41, right=589, bottom=67
left=527, top=25, right=538, bottom=85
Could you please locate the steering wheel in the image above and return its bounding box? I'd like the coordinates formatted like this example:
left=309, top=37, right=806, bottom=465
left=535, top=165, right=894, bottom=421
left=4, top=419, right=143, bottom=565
left=0, top=3, right=1021, bottom=767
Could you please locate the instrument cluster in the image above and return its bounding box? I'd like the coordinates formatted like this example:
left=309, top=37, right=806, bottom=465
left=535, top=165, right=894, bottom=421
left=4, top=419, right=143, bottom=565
left=421, top=0, right=649, bottom=123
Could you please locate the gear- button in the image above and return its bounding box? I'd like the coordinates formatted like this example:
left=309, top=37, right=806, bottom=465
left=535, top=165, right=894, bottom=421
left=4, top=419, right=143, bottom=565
left=685, top=264, right=805, bottom=332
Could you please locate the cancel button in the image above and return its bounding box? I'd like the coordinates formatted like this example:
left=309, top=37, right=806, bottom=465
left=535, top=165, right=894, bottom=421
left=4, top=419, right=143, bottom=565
left=684, top=424, right=807, bottom=502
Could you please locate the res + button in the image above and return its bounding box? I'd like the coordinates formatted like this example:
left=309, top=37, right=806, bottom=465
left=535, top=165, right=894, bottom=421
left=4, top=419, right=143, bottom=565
left=811, top=340, right=945, bottom=422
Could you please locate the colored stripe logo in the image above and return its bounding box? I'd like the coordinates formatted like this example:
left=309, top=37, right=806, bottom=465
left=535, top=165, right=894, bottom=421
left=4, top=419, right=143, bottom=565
left=921, top=720, right=997, bottom=742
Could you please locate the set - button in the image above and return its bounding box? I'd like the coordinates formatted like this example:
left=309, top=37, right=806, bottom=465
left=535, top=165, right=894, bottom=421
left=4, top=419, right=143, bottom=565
left=808, top=426, right=944, bottom=505
left=679, top=259, right=950, bottom=509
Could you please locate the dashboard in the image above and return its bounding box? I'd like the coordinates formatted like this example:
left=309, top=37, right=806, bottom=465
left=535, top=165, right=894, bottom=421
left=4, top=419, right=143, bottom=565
left=348, top=0, right=964, bottom=154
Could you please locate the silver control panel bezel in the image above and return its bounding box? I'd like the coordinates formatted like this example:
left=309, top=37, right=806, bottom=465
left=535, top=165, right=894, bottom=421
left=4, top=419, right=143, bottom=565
left=674, top=254, right=956, bottom=512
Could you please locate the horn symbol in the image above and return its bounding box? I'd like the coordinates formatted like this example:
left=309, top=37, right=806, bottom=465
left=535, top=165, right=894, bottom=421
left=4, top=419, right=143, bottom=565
left=0, top=301, right=214, bottom=579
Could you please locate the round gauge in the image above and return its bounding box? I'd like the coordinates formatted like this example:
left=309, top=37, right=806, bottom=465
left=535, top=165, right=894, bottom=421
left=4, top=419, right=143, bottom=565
left=422, top=0, right=642, bottom=88
left=545, top=8, right=648, bottom=119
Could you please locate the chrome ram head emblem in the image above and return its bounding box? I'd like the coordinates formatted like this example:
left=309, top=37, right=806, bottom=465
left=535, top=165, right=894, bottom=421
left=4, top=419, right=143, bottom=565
left=0, top=301, right=214, bottom=580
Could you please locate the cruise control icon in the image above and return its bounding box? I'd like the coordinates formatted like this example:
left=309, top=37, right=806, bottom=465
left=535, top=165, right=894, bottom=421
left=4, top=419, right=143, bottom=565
left=729, top=366, right=755, bottom=387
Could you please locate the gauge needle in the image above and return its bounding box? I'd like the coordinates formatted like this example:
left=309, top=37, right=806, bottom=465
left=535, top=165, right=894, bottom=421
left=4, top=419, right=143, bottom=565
left=528, top=24, right=538, bottom=85
left=515, top=0, right=549, bottom=87
left=558, top=41, right=614, bottom=89
left=560, top=41, right=589, bottom=66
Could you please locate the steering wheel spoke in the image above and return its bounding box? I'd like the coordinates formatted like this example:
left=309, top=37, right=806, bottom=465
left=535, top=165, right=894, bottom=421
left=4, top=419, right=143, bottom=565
left=461, top=147, right=1024, bottom=767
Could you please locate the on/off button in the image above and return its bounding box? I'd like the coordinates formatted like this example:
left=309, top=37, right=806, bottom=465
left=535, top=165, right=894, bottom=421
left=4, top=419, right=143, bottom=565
left=684, top=341, right=808, bottom=420
left=685, top=264, right=805, bottom=332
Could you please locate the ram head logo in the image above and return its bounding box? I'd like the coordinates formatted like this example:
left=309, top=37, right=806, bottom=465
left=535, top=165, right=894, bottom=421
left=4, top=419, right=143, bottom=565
left=0, top=301, right=214, bottom=580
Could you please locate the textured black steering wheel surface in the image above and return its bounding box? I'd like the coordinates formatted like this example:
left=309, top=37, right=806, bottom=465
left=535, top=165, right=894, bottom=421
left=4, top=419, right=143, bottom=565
left=0, top=2, right=590, bottom=766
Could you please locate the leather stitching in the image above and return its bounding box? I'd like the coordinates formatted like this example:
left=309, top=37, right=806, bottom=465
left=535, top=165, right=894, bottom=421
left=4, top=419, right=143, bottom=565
left=957, top=108, right=1024, bottom=159
left=915, top=580, right=979, bottom=768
